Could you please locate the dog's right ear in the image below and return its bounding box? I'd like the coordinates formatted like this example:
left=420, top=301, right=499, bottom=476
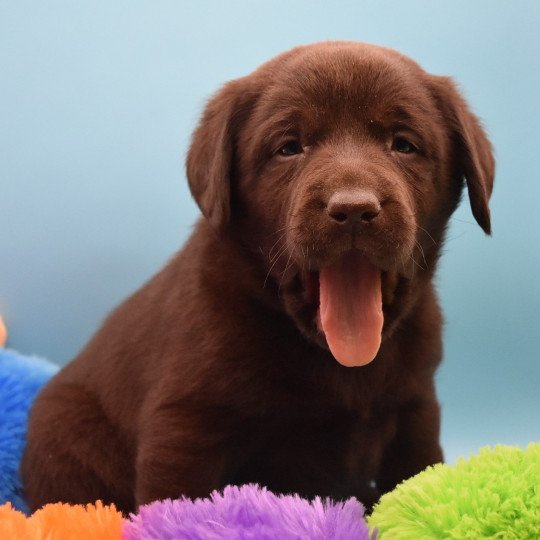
left=186, top=78, right=254, bottom=232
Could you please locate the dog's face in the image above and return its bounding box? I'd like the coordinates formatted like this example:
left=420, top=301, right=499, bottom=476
left=187, top=42, right=494, bottom=367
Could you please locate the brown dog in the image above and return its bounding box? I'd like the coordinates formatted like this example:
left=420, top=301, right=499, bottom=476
left=21, top=41, right=494, bottom=514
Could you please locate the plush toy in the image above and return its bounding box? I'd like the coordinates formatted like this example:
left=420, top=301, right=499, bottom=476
left=0, top=319, right=538, bottom=538
left=368, top=443, right=540, bottom=539
left=0, top=326, right=59, bottom=513
left=0, top=500, right=124, bottom=540
left=125, top=484, right=371, bottom=540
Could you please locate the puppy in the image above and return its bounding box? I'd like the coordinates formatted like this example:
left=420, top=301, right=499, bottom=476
left=21, top=41, right=494, bottom=513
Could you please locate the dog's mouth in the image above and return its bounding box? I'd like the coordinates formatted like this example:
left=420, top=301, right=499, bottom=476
left=298, top=251, right=384, bottom=367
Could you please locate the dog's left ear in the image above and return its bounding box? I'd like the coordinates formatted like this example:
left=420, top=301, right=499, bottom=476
left=429, top=76, right=495, bottom=235
left=186, top=77, right=255, bottom=231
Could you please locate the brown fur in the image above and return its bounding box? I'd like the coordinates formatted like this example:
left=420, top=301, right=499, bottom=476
left=21, top=41, right=494, bottom=513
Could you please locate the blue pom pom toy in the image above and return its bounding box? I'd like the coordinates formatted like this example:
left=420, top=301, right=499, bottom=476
left=0, top=338, right=58, bottom=513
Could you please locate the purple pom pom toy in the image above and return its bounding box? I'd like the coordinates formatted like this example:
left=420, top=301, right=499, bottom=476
left=124, top=484, right=374, bottom=540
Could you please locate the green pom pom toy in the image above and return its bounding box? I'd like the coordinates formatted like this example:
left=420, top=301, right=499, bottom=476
left=369, top=443, right=540, bottom=539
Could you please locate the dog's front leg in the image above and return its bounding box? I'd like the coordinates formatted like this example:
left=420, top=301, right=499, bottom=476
left=375, top=396, right=444, bottom=495
left=134, top=403, right=235, bottom=507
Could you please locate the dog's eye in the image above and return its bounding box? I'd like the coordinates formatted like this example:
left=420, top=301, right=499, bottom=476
left=277, top=140, right=303, bottom=157
left=392, top=137, right=417, bottom=154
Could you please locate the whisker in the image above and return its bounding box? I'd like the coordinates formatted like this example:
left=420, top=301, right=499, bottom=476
left=267, top=225, right=290, bottom=237
left=263, top=243, right=289, bottom=288
left=445, top=231, right=467, bottom=244
left=414, top=239, right=428, bottom=269
left=265, top=224, right=304, bottom=261
left=450, top=217, right=476, bottom=227
left=300, top=245, right=307, bottom=270
left=409, top=253, right=425, bottom=272
left=417, top=225, right=437, bottom=246
left=269, top=242, right=289, bottom=266
left=268, top=232, right=288, bottom=262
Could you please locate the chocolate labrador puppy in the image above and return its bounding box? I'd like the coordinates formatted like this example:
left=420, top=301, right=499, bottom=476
left=22, top=41, right=494, bottom=513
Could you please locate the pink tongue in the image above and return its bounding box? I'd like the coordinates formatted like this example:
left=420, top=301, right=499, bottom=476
left=319, top=252, right=383, bottom=367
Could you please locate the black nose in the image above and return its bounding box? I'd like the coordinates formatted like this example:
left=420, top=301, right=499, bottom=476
left=326, top=190, right=381, bottom=224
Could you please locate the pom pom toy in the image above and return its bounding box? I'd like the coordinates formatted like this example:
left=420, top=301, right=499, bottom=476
left=0, top=326, right=58, bottom=513
left=368, top=443, right=540, bottom=539
left=124, top=484, right=371, bottom=540
left=0, top=317, right=538, bottom=538
left=0, top=500, right=124, bottom=539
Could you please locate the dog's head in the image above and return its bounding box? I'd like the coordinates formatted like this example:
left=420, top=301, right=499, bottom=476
left=187, top=42, right=494, bottom=367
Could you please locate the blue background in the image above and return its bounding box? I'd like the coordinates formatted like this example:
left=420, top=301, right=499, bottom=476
left=1, top=1, right=538, bottom=464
